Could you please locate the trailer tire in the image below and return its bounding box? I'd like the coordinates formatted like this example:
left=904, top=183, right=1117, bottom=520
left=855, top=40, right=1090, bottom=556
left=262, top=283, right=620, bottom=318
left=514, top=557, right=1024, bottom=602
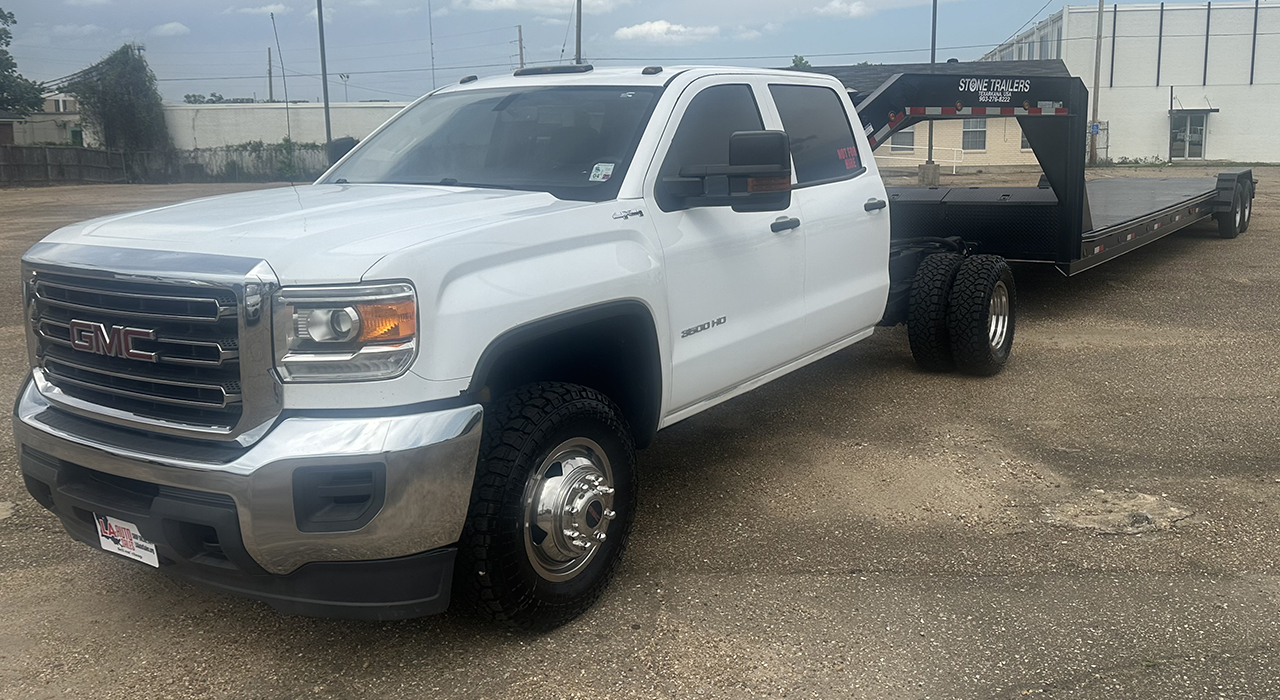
left=947, top=255, right=1016, bottom=376
left=908, top=252, right=965, bottom=372
left=1240, top=182, right=1253, bottom=233
left=1218, top=187, right=1245, bottom=239
left=455, top=382, right=636, bottom=631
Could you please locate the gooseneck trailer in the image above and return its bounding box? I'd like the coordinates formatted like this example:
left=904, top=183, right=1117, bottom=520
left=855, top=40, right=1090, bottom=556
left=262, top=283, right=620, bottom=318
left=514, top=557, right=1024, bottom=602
left=815, top=65, right=1256, bottom=326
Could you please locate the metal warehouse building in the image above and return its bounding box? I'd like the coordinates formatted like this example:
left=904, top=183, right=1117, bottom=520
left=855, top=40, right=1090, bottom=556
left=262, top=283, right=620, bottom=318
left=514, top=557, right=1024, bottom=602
left=983, top=1, right=1280, bottom=163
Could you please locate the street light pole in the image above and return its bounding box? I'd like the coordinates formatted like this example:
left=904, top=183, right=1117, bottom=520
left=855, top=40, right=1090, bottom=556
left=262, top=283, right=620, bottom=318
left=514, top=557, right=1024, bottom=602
left=316, top=0, right=332, bottom=149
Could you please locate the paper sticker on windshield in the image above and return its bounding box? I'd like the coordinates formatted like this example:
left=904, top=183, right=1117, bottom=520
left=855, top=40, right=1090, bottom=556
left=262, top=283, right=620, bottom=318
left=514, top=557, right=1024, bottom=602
left=589, top=163, right=615, bottom=182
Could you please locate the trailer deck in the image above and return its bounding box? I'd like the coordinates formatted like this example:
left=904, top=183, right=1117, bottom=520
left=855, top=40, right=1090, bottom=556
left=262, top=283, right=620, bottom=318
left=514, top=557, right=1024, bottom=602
left=829, top=61, right=1258, bottom=324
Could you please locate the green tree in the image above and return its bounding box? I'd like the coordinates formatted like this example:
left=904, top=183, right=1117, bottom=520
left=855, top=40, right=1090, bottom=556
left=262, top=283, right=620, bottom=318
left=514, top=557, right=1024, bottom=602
left=183, top=92, right=225, bottom=105
left=0, top=7, right=44, bottom=117
left=791, top=55, right=811, bottom=68
left=66, top=44, right=170, bottom=151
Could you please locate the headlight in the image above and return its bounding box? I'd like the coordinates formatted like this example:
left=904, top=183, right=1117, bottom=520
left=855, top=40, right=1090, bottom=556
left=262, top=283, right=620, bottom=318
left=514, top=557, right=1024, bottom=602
left=274, top=283, right=417, bottom=382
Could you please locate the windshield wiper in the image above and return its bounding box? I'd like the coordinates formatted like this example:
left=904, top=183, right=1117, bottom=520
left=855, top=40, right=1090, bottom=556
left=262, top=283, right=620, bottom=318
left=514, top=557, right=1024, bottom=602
left=432, top=178, right=520, bottom=191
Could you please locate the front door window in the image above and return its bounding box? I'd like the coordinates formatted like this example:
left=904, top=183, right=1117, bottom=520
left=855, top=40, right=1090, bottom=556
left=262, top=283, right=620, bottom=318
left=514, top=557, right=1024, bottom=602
left=1170, top=113, right=1207, bottom=160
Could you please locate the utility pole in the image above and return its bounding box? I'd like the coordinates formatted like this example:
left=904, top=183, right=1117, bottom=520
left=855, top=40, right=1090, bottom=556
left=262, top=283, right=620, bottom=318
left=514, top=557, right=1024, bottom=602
left=927, top=0, right=937, bottom=165
left=340, top=73, right=349, bottom=102
left=919, top=0, right=940, bottom=187
left=316, top=0, right=333, bottom=149
left=428, top=0, right=437, bottom=89
left=267, top=47, right=273, bottom=102
left=1089, top=0, right=1104, bottom=166
left=574, top=0, right=583, bottom=65
left=518, top=24, right=525, bottom=69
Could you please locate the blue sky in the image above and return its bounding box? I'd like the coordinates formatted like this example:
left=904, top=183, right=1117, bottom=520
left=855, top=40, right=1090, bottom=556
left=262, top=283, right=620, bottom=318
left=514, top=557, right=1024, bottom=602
left=6, top=0, right=1130, bottom=102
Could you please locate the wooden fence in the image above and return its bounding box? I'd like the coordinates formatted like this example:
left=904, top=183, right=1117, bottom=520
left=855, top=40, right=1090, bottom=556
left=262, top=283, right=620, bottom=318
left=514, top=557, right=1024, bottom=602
left=0, top=145, right=127, bottom=185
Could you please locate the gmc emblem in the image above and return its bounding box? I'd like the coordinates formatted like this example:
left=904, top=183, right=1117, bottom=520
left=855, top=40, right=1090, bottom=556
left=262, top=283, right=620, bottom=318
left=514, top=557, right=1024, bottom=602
left=68, top=320, right=158, bottom=363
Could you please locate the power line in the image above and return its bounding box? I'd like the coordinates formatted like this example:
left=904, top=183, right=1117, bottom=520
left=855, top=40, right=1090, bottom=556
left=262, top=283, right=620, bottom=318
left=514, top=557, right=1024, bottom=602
left=998, top=0, right=1057, bottom=48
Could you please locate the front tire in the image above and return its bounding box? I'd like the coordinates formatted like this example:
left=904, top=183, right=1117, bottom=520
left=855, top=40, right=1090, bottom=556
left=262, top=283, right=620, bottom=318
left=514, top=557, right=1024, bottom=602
left=455, top=382, right=636, bottom=631
left=947, top=255, right=1016, bottom=376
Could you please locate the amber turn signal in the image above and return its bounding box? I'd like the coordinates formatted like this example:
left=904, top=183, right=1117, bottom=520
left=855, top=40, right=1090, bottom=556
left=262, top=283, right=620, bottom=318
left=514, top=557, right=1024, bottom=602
left=355, top=299, right=416, bottom=343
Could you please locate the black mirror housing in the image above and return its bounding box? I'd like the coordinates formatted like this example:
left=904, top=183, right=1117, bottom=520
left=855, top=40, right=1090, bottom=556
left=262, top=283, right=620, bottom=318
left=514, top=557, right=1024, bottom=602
left=328, top=136, right=358, bottom=166
left=661, top=130, right=792, bottom=212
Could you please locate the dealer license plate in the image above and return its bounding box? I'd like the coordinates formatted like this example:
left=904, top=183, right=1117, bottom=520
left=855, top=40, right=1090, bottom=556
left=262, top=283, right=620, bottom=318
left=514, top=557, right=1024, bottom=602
left=94, top=513, right=159, bottom=568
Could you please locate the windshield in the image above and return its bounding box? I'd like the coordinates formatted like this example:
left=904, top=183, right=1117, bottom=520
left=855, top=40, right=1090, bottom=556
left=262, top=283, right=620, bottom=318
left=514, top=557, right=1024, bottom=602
left=323, top=85, right=662, bottom=201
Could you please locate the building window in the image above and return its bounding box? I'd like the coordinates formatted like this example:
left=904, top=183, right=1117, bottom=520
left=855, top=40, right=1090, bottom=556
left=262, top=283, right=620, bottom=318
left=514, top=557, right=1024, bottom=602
left=962, top=118, right=987, bottom=151
left=1039, top=32, right=1050, bottom=61
left=890, top=125, right=915, bottom=152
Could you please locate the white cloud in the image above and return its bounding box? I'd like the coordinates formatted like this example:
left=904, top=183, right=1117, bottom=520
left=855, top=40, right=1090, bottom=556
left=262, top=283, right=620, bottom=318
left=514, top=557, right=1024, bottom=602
left=452, top=0, right=626, bottom=15
left=614, top=20, right=719, bottom=44
left=52, top=24, right=104, bottom=36
left=815, top=0, right=872, bottom=18
left=64, top=0, right=111, bottom=5
left=734, top=27, right=762, bottom=40
left=227, top=4, right=292, bottom=15
left=149, top=22, right=191, bottom=36
left=306, top=6, right=336, bottom=20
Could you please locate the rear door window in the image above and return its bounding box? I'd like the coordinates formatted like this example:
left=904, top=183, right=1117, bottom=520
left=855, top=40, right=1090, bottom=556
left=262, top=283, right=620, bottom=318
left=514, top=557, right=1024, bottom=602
left=768, top=84, right=862, bottom=186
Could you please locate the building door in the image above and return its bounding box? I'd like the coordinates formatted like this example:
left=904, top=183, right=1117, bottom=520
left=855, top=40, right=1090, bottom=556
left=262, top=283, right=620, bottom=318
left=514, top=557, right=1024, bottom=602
left=0, top=122, right=13, bottom=145
left=1170, top=113, right=1207, bottom=160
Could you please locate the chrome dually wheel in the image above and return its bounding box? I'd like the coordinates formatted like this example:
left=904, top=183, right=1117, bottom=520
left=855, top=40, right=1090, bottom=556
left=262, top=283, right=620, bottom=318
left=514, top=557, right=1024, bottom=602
left=523, top=437, right=617, bottom=582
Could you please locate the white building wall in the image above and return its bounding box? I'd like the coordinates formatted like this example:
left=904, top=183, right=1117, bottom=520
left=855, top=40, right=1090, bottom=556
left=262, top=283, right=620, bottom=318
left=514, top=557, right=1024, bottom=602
left=162, top=102, right=410, bottom=150
left=988, top=1, right=1280, bottom=163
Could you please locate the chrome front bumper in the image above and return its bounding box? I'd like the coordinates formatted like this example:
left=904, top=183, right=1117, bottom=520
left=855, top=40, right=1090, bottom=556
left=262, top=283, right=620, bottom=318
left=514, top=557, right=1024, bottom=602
left=14, top=378, right=483, bottom=575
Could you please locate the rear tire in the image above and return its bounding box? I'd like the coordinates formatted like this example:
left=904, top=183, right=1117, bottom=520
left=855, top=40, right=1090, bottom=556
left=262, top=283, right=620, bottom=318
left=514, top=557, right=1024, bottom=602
left=947, top=255, right=1016, bottom=376
left=1218, top=186, right=1245, bottom=239
left=908, top=252, right=965, bottom=372
left=455, top=382, right=637, bottom=631
left=1240, top=182, right=1253, bottom=233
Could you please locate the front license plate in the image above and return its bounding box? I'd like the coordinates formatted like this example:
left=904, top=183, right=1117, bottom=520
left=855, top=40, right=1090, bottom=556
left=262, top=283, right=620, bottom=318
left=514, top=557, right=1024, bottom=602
left=94, top=513, right=159, bottom=568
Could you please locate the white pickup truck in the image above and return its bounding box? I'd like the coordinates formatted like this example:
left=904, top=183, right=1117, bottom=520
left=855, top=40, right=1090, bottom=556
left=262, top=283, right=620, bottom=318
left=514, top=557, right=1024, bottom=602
left=16, top=65, right=1021, bottom=629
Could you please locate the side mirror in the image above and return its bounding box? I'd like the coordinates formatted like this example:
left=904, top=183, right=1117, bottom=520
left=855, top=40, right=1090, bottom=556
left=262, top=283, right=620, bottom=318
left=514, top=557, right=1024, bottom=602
left=661, top=130, right=792, bottom=212
left=328, top=136, right=358, bottom=166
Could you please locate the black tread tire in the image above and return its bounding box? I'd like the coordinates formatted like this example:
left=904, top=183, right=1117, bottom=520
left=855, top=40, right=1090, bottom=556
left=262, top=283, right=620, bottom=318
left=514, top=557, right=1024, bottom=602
left=907, top=252, right=965, bottom=372
left=947, top=255, right=1016, bottom=377
left=1240, top=182, right=1253, bottom=233
left=1218, top=187, right=1244, bottom=239
left=454, top=382, right=636, bottom=631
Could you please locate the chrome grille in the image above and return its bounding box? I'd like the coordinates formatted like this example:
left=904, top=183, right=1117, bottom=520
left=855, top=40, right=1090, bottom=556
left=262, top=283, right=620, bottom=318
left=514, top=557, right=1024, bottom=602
left=29, top=272, right=245, bottom=430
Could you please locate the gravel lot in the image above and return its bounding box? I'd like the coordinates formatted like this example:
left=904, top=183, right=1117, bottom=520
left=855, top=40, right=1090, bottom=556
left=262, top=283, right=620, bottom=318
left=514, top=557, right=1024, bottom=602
left=1, top=170, right=1278, bottom=699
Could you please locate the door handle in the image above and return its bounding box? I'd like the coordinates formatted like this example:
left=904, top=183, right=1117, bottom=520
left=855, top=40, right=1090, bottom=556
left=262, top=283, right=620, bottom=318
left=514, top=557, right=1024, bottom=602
left=864, top=198, right=887, bottom=212
left=771, top=217, right=801, bottom=233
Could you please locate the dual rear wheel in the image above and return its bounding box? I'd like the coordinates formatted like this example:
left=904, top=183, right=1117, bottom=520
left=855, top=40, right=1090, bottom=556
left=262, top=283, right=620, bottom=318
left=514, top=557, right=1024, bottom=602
left=908, top=253, right=1016, bottom=376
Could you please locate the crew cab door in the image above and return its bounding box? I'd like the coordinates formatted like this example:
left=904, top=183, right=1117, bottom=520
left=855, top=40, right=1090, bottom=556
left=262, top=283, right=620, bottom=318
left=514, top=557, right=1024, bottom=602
left=765, top=81, right=891, bottom=349
left=645, top=79, right=808, bottom=415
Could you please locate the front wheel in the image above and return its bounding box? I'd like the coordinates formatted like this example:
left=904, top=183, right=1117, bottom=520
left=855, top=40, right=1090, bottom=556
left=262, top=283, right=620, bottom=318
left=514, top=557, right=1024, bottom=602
left=947, top=255, right=1017, bottom=376
left=455, top=382, right=636, bottom=631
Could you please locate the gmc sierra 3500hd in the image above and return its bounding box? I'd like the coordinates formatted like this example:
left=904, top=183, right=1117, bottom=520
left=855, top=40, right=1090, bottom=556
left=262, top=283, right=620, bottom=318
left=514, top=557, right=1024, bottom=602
left=15, top=64, right=1254, bottom=629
